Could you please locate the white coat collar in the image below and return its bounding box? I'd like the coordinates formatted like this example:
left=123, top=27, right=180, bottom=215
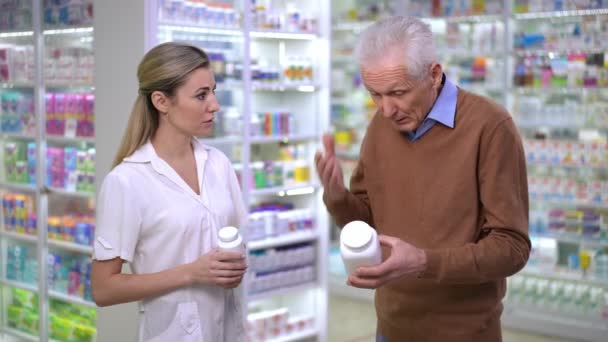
left=124, top=138, right=210, bottom=164
left=123, top=138, right=210, bottom=203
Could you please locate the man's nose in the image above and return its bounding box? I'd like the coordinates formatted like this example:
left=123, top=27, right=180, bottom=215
left=381, top=98, right=397, bottom=118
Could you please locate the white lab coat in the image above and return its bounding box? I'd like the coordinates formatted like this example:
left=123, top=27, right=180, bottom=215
left=93, top=139, right=247, bottom=342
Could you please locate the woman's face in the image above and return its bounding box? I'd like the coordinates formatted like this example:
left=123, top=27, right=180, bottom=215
left=163, top=67, right=220, bottom=137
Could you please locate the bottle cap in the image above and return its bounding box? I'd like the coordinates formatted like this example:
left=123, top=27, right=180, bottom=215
left=341, top=221, right=373, bottom=251
left=218, top=226, right=238, bottom=243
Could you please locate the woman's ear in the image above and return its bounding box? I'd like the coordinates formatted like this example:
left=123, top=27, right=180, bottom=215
left=150, top=90, right=170, bottom=114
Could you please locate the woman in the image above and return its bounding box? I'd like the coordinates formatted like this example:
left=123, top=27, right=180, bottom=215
left=91, top=42, right=247, bottom=342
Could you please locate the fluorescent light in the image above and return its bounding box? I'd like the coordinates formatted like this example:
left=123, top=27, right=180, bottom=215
left=43, top=27, right=93, bottom=35
left=250, top=31, right=317, bottom=40
left=515, top=8, right=608, bottom=19
left=0, top=31, right=33, bottom=38
left=159, top=24, right=241, bottom=36
left=297, top=85, right=316, bottom=92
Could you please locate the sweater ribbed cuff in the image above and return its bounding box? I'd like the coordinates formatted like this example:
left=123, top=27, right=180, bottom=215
left=418, top=249, right=442, bottom=281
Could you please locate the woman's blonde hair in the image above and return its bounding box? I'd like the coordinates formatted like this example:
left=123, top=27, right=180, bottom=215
left=112, top=42, right=210, bottom=167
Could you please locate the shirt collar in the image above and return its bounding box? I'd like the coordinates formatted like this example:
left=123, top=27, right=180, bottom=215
left=123, top=138, right=210, bottom=165
left=426, top=74, right=457, bottom=129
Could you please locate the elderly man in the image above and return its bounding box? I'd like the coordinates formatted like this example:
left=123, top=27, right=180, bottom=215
left=316, top=16, right=530, bottom=342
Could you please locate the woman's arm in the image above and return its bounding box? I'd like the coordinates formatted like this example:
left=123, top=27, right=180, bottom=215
left=92, top=250, right=247, bottom=307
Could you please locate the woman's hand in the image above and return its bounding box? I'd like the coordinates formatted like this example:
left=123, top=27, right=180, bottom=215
left=188, top=249, right=247, bottom=289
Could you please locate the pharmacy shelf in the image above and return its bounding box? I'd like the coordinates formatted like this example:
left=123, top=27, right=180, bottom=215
left=0, top=278, right=37, bottom=293
left=514, top=8, right=608, bottom=20
left=520, top=266, right=608, bottom=287
left=250, top=134, right=317, bottom=144
left=250, top=183, right=319, bottom=197
left=157, top=23, right=241, bottom=36
left=49, top=290, right=95, bottom=308
left=0, top=231, right=37, bottom=244
left=514, top=48, right=607, bottom=56
left=248, top=230, right=318, bottom=251
left=531, top=198, right=608, bottom=210
left=422, top=14, right=503, bottom=23
left=48, top=239, right=93, bottom=255
left=201, top=136, right=241, bottom=145
left=47, top=187, right=95, bottom=199
left=332, top=21, right=374, bottom=32
left=502, top=304, right=608, bottom=342
left=0, top=82, right=35, bottom=88
left=527, top=161, right=608, bottom=172
left=250, top=30, right=318, bottom=40
left=336, top=151, right=360, bottom=161
left=438, top=49, right=504, bottom=58
left=248, top=281, right=318, bottom=302
left=516, top=122, right=608, bottom=131
left=0, top=327, right=38, bottom=342
left=252, top=83, right=319, bottom=92
left=531, top=232, right=608, bottom=248
left=0, top=181, right=36, bottom=192
left=1, top=132, right=35, bottom=140
left=328, top=272, right=374, bottom=302
left=46, top=134, right=95, bottom=144
left=514, top=86, right=608, bottom=94
left=46, top=81, right=94, bottom=89
left=267, top=328, right=318, bottom=342
left=459, top=84, right=504, bottom=94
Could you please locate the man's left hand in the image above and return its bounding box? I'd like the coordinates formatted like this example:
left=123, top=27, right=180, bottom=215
left=347, top=235, right=427, bottom=289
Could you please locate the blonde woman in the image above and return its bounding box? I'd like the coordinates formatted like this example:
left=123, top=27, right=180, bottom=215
left=91, top=42, right=247, bottom=342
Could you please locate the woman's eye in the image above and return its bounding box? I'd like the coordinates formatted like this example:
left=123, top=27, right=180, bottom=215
left=196, top=93, right=206, bottom=100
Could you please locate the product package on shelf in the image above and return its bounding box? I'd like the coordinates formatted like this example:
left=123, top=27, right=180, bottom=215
left=49, top=298, right=96, bottom=342
left=5, top=288, right=39, bottom=337
left=247, top=307, right=314, bottom=342
left=46, top=145, right=95, bottom=193
left=0, top=0, right=32, bottom=31
left=2, top=140, right=35, bottom=185
left=46, top=92, right=95, bottom=138
left=45, top=47, right=95, bottom=85
left=506, top=273, right=608, bottom=320
left=47, top=251, right=93, bottom=301
left=6, top=243, right=38, bottom=285
left=43, top=0, right=94, bottom=28
left=47, top=215, right=95, bottom=247
left=248, top=203, right=314, bottom=242
left=2, top=192, right=36, bottom=235
left=158, top=0, right=240, bottom=28
left=0, top=90, right=35, bottom=135
left=0, top=44, right=33, bottom=84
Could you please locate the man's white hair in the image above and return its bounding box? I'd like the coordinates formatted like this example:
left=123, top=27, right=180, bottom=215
left=355, top=16, right=437, bottom=80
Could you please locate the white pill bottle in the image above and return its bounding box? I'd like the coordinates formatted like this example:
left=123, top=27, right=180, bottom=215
left=340, top=220, right=382, bottom=275
left=217, top=226, right=244, bottom=252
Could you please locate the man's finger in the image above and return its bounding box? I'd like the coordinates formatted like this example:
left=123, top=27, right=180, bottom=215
left=347, top=275, right=386, bottom=289
left=356, top=262, right=389, bottom=278
left=322, top=157, right=335, bottom=185
left=378, top=234, right=400, bottom=248
left=323, top=134, right=335, bottom=157
left=331, top=159, right=343, bottom=186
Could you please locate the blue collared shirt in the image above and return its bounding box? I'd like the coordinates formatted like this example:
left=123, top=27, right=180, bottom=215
left=406, top=75, right=458, bottom=141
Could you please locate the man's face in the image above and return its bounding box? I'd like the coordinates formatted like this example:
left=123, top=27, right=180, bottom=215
left=361, top=49, right=442, bottom=132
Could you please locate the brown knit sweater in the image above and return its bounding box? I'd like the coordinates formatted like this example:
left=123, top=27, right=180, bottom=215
left=325, top=89, right=530, bottom=342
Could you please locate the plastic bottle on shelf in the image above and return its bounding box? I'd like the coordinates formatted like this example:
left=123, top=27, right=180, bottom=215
left=340, top=220, right=382, bottom=276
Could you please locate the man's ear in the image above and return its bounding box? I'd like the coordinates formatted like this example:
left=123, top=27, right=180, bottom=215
left=150, top=90, right=170, bottom=114
left=430, top=63, right=443, bottom=89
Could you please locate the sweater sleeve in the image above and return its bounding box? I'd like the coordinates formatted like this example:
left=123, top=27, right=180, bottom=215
left=420, top=117, right=531, bottom=284
left=323, top=138, right=374, bottom=227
